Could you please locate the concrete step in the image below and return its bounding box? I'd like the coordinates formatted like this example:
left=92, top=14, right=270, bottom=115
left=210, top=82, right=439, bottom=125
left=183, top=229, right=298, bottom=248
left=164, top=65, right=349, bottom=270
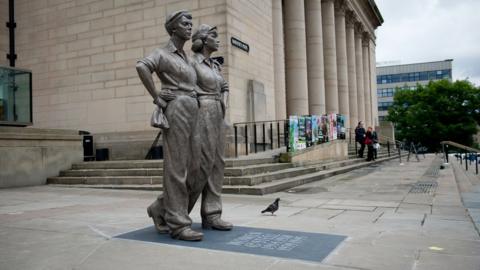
left=223, top=154, right=405, bottom=195
left=48, top=154, right=407, bottom=194
left=225, top=163, right=292, bottom=176
left=47, top=176, right=162, bottom=185
left=60, top=168, right=163, bottom=177
left=224, top=157, right=277, bottom=167
left=62, top=159, right=286, bottom=178
left=48, top=184, right=164, bottom=191
left=72, top=160, right=162, bottom=170
left=70, top=157, right=278, bottom=170
left=225, top=167, right=317, bottom=186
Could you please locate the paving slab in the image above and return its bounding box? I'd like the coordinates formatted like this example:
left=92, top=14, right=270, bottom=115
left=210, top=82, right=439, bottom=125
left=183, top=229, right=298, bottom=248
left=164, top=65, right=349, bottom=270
left=414, top=250, right=480, bottom=270
left=0, top=154, right=479, bottom=270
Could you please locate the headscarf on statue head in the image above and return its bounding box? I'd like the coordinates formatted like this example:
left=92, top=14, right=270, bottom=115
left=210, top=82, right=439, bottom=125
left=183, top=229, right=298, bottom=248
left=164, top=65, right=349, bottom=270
left=164, top=10, right=192, bottom=36
left=191, top=24, right=218, bottom=53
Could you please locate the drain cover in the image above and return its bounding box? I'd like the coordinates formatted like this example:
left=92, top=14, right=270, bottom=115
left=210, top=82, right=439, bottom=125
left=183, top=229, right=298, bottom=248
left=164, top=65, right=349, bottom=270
left=410, top=181, right=438, bottom=194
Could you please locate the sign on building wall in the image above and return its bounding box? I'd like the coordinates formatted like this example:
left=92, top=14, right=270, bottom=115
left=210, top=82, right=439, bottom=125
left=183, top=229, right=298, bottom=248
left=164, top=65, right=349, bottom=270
left=231, top=37, right=250, bottom=53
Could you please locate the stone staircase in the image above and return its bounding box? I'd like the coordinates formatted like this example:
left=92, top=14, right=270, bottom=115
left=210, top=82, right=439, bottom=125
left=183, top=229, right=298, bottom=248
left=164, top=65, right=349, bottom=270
left=48, top=143, right=405, bottom=195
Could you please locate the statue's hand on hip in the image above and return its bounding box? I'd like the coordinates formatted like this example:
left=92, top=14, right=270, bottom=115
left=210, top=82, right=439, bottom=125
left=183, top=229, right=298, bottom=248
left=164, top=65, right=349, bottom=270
left=159, top=90, right=177, bottom=101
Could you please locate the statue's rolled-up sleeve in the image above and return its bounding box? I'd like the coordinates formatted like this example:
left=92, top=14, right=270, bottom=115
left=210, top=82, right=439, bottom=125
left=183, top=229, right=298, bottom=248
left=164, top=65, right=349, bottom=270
left=138, top=49, right=162, bottom=73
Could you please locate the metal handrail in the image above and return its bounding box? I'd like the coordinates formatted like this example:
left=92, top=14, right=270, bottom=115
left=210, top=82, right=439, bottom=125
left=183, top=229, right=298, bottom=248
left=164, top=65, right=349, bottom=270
left=233, top=119, right=287, bottom=126
left=441, top=141, right=480, bottom=153
left=440, top=141, right=479, bottom=174
left=232, top=119, right=289, bottom=157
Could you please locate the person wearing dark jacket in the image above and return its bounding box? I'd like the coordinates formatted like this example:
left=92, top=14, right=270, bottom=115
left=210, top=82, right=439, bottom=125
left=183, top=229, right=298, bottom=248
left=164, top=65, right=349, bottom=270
left=355, top=121, right=366, bottom=158
left=365, top=127, right=375, bottom=161
left=372, top=129, right=378, bottom=160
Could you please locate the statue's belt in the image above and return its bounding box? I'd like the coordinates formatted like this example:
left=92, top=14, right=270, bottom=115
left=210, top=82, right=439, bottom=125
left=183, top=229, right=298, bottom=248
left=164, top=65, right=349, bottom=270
left=160, top=88, right=196, bottom=97
left=198, top=94, right=221, bottom=100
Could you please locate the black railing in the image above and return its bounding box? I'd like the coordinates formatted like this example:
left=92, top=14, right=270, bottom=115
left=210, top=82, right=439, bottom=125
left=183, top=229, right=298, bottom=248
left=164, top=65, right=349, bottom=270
left=441, top=141, right=479, bottom=175
left=377, top=135, right=412, bottom=162
left=233, top=119, right=289, bottom=157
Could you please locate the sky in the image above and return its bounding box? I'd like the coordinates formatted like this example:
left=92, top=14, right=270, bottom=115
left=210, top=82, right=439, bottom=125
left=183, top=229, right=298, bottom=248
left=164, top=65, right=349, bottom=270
left=375, top=0, right=480, bottom=86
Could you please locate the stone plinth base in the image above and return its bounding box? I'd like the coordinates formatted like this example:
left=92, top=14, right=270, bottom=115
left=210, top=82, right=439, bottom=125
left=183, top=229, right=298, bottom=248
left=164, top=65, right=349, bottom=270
left=279, top=140, right=348, bottom=164
left=93, top=130, right=160, bottom=160
left=376, top=121, right=395, bottom=144
left=0, top=127, right=82, bottom=188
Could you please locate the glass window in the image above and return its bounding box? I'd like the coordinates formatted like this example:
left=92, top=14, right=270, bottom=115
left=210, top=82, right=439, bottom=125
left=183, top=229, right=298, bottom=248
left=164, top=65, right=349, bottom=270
left=0, top=67, right=32, bottom=126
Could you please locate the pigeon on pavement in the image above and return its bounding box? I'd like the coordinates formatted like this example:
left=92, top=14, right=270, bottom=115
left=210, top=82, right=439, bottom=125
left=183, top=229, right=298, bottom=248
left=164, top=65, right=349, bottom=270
left=261, top=198, right=280, bottom=215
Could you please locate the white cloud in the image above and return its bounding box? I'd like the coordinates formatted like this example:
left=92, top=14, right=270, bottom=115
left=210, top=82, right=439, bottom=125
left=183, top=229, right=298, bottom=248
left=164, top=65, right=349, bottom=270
left=375, top=0, right=480, bottom=86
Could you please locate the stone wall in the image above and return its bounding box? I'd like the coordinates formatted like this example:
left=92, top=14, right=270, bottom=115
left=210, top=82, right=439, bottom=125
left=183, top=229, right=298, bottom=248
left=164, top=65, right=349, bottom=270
left=14, top=0, right=228, bottom=134
left=376, top=121, right=395, bottom=144
left=0, top=127, right=83, bottom=187
left=224, top=0, right=275, bottom=123
left=0, top=0, right=8, bottom=67
left=279, top=140, right=348, bottom=164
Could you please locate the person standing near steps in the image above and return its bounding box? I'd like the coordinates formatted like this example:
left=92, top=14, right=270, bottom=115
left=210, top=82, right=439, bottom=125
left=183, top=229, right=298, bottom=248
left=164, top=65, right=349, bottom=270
left=355, top=121, right=366, bottom=158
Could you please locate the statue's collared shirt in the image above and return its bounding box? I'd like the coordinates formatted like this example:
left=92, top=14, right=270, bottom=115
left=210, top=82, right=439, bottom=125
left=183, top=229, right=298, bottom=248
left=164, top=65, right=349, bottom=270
left=138, top=40, right=197, bottom=92
left=192, top=53, right=228, bottom=96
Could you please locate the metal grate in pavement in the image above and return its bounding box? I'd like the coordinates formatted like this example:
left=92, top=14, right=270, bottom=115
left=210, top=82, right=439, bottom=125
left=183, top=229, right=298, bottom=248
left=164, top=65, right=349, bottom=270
left=410, top=181, right=438, bottom=194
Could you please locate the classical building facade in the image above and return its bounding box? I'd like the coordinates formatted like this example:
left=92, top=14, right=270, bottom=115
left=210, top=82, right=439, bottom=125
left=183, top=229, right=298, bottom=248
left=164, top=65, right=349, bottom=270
left=376, top=59, right=453, bottom=121
left=1, top=0, right=383, bottom=156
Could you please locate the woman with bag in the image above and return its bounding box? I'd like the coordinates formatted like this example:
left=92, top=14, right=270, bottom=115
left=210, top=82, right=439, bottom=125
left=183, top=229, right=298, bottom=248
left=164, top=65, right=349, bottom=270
left=365, top=127, right=375, bottom=161
left=372, top=129, right=379, bottom=160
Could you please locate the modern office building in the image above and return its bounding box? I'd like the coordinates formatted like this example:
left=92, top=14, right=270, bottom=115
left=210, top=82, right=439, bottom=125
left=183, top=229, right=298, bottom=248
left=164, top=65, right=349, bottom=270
left=376, top=59, right=453, bottom=121
left=1, top=0, right=383, bottom=158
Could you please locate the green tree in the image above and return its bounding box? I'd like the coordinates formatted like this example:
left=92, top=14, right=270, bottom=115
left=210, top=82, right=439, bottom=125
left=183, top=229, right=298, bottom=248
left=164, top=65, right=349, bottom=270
left=387, top=79, right=480, bottom=151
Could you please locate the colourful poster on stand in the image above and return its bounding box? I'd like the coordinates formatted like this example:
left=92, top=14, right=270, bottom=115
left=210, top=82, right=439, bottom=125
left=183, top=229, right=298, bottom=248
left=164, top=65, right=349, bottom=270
left=329, top=113, right=337, bottom=140
left=337, top=114, right=346, bottom=139
left=316, top=115, right=323, bottom=143
left=297, top=116, right=306, bottom=150
left=311, top=115, right=318, bottom=144
left=305, top=116, right=313, bottom=147
left=321, top=115, right=329, bottom=142
left=288, top=116, right=298, bottom=152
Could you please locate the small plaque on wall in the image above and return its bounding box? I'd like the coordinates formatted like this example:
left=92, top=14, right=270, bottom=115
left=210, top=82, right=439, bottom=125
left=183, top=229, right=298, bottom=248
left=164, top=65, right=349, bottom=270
left=231, top=37, right=249, bottom=53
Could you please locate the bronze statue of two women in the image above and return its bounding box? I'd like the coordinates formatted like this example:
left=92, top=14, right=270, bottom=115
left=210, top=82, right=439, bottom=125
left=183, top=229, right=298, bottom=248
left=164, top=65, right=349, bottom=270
left=136, top=10, right=231, bottom=241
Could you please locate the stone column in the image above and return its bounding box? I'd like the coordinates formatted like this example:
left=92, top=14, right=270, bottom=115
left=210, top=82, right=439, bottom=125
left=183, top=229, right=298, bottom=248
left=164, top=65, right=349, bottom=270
left=362, top=33, right=371, bottom=128
left=369, top=38, right=378, bottom=127
left=335, top=0, right=349, bottom=126
left=354, top=24, right=365, bottom=124
left=321, top=0, right=338, bottom=113
left=345, top=11, right=357, bottom=129
left=305, top=0, right=325, bottom=115
left=284, top=0, right=309, bottom=116
left=272, top=0, right=286, bottom=119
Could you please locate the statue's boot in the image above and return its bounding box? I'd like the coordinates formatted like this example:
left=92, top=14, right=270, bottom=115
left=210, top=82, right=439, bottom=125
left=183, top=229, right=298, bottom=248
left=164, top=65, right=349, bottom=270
left=202, top=218, right=233, bottom=231
left=172, top=228, right=203, bottom=241
left=147, top=200, right=169, bottom=234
